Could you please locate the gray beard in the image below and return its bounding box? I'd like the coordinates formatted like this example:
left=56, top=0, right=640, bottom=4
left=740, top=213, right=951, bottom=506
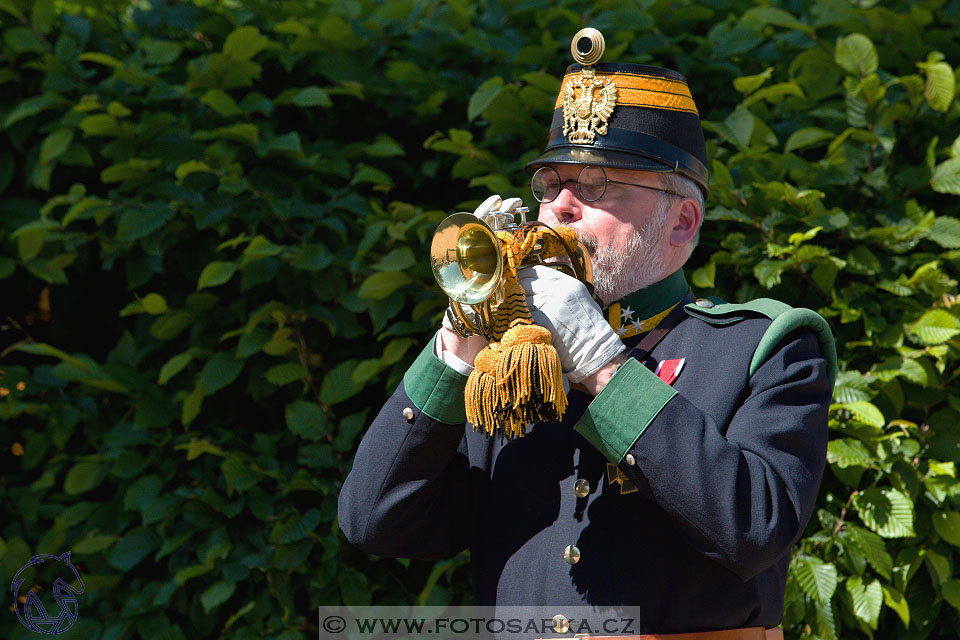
left=569, top=209, right=670, bottom=306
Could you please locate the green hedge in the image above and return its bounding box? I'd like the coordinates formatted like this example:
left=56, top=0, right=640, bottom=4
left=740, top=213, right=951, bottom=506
left=1, top=0, right=959, bottom=638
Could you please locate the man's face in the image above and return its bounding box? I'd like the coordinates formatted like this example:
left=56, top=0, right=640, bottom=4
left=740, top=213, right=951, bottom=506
left=536, top=164, right=675, bottom=303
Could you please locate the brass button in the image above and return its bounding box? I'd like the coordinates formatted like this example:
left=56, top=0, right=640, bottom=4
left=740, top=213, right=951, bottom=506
left=402, top=407, right=414, bottom=421
left=624, top=453, right=636, bottom=466
left=552, top=615, right=570, bottom=633
left=574, top=479, right=590, bottom=498
left=563, top=544, right=580, bottom=565
left=695, top=298, right=715, bottom=308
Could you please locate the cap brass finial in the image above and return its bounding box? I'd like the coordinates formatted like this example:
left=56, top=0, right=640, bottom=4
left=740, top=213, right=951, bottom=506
left=571, top=27, right=605, bottom=66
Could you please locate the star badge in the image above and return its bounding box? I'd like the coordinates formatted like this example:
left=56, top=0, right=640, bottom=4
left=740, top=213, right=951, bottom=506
left=606, top=463, right=638, bottom=495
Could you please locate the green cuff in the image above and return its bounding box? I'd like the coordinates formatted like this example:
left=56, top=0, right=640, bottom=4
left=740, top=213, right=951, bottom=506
left=574, top=359, right=677, bottom=464
left=402, top=334, right=469, bottom=424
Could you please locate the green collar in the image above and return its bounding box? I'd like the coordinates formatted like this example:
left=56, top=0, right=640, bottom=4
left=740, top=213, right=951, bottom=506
left=610, top=269, right=689, bottom=320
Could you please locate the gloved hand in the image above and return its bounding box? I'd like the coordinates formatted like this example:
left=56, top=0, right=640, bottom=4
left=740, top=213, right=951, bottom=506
left=518, top=265, right=626, bottom=383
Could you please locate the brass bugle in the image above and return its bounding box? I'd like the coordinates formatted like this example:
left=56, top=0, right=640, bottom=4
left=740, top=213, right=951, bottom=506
left=430, top=196, right=592, bottom=340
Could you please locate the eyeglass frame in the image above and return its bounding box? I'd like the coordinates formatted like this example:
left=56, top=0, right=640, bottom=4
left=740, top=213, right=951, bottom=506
left=530, top=165, right=687, bottom=203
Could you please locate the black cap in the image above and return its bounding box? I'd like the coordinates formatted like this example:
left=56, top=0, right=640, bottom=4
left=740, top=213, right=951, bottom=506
left=526, top=34, right=709, bottom=198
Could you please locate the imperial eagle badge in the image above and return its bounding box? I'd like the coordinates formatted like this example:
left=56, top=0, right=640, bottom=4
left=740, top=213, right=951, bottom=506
left=562, top=28, right=617, bottom=145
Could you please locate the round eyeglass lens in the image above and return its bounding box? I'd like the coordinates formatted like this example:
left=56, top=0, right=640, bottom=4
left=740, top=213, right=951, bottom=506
left=531, top=167, right=560, bottom=203
left=578, top=166, right=607, bottom=201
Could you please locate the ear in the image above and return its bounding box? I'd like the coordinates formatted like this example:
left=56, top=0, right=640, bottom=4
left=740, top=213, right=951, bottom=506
left=668, top=197, right=702, bottom=247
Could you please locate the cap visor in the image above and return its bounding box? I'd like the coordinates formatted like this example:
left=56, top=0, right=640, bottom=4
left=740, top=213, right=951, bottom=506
left=526, top=147, right=678, bottom=173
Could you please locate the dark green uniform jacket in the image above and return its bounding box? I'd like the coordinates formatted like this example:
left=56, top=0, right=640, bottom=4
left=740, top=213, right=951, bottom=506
left=338, top=270, right=835, bottom=633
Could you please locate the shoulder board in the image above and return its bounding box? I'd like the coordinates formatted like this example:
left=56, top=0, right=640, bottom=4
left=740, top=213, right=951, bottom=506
left=684, top=297, right=837, bottom=384
left=684, top=297, right=791, bottom=324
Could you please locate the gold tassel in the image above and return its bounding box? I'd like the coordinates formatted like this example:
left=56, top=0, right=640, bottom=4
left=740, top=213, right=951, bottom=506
left=464, top=226, right=575, bottom=439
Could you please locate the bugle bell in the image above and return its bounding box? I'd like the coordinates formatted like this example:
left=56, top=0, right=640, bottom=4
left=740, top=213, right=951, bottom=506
left=430, top=195, right=592, bottom=340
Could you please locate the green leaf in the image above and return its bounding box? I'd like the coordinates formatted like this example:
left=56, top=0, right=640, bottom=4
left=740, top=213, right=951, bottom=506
left=468, top=76, right=504, bottom=121
left=13, top=341, right=88, bottom=369
left=4, top=26, right=45, bottom=52
left=0, top=0, right=25, bottom=19
left=827, top=438, right=873, bottom=468
left=199, top=352, right=243, bottom=394
left=182, top=384, right=204, bottom=426
left=221, top=457, right=259, bottom=494
left=181, top=438, right=227, bottom=461
left=365, top=135, right=405, bottom=158
left=372, top=247, right=416, bottom=272
left=175, top=160, right=214, bottom=181
left=78, top=114, right=121, bottom=137
left=691, top=262, right=715, bottom=288
left=197, top=261, right=238, bottom=289
left=200, top=89, right=241, bottom=116
left=785, top=127, right=834, bottom=153
left=194, top=123, right=259, bottom=147
left=262, top=131, right=303, bottom=157
left=141, top=293, right=168, bottom=315
left=285, top=401, right=327, bottom=441
left=77, top=51, right=124, bottom=68
left=943, top=580, right=960, bottom=611
left=724, top=106, right=754, bottom=150
left=847, top=576, right=882, bottom=629
left=101, top=158, right=161, bottom=183
left=107, top=528, right=160, bottom=571
left=200, top=581, right=236, bottom=613
left=223, top=26, right=268, bottom=61
left=40, top=129, right=74, bottom=164
left=910, top=309, right=960, bottom=345
left=320, top=360, right=360, bottom=405
left=116, top=202, right=175, bottom=242
left=351, top=164, right=394, bottom=188
left=141, top=39, right=182, bottom=65
left=835, top=33, right=878, bottom=76
left=928, top=216, right=960, bottom=248
left=882, top=584, right=909, bottom=627
left=265, top=362, right=306, bottom=385
left=3, top=93, right=69, bottom=128
left=352, top=358, right=381, bottom=384
left=839, top=401, right=885, bottom=428
left=158, top=352, right=194, bottom=385
left=279, top=86, right=332, bottom=108
left=382, top=338, right=413, bottom=366
left=923, top=60, right=955, bottom=113
left=73, top=534, right=118, bottom=555
left=357, top=271, right=412, bottom=299
left=847, top=524, right=892, bottom=579
left=854, top=488, right=915, bottom=538
left=30, top=0, right=55, bottom=33
left=931, top=510, right=960, bottom=547
left=794, top=555, right=837, bottom=603
left=733, top=67, right=773, bottom=94
left=64, top=461, right=105, bottom=495
left=931, top=158, right=960, bottom=195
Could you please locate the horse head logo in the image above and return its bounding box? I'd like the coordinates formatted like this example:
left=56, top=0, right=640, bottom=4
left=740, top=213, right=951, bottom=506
left=11, top=551, right=84, bottom=634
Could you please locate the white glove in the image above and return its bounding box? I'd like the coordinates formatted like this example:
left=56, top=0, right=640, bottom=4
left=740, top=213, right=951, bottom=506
left=518, top=265, right=626, bottom=383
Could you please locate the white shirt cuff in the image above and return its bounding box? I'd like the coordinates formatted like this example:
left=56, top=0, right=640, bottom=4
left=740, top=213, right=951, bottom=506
left=434, top=329, right=475, bottom=376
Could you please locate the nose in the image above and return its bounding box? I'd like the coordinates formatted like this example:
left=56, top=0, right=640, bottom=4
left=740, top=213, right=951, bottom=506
left=541, top=180, right=582, bottom=224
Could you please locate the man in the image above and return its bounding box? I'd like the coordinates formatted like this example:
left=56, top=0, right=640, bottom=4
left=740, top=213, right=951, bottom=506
left=339, top=27, right=836, bottom=639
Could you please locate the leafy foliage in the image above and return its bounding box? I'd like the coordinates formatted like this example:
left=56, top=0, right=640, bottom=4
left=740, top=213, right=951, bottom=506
left=0, top=1, right=959, bottom=639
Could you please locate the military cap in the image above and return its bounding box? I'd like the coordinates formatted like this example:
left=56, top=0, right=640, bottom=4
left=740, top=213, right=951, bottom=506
left=526, top=28, right=709, bottom=198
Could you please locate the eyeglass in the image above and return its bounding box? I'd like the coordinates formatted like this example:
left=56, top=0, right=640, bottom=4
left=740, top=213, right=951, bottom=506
left=530, top=165, right=686, bottom=203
